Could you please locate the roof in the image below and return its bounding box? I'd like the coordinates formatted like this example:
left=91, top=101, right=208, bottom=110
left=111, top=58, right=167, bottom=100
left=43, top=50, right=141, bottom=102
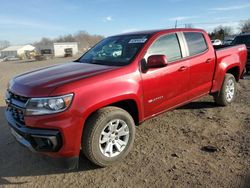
left=1, top=45, right=24, bottom=51
left=1, top=44, right=35, bottom=52
left=112, top=28, right=206, bottom=37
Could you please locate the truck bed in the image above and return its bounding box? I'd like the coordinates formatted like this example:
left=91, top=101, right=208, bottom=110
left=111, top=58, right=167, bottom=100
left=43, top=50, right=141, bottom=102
left=210, top=44, right=247, bottom=93
left=214, top=44, right=247, bottom=71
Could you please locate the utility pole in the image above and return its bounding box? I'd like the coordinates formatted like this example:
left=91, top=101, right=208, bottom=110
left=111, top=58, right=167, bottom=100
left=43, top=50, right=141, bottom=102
left=175, top=20, right=178, bottom=28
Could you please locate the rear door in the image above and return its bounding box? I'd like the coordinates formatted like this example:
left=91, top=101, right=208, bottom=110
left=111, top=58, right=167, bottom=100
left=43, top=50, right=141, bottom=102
left=182, top=32, right=216, bottom=99
left=141, top=33, right=190, bottom=118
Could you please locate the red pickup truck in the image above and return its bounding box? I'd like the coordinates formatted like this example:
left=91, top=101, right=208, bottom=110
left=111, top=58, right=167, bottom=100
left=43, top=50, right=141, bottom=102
left=5, top=28, right=247, bottom=169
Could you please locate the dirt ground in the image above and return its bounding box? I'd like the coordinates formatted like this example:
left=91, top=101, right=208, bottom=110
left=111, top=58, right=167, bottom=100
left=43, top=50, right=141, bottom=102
left=0, top=58, right=249, bottom=188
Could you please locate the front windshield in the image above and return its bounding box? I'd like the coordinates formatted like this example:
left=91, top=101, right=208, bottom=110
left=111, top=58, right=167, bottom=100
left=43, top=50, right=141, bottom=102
left=78, top=34, right=149, bottom=66
left=232, top=35, right=250, bottom=47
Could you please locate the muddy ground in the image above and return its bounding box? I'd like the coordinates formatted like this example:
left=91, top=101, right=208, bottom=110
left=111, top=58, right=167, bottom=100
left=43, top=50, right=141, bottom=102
left=0, top=58, right=249, bottom=188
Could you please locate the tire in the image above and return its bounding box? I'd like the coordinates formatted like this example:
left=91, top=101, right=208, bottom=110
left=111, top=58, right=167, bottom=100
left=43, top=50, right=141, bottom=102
left=82, top=106, right=135, bottom=167
left=213, top=73, right=237, bottom=106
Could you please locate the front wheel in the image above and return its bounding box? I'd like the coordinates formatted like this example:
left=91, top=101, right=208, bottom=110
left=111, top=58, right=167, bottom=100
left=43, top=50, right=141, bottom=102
left=82, top=107, right=135, bottom=167
left=213, top=73, right=237, bottom=106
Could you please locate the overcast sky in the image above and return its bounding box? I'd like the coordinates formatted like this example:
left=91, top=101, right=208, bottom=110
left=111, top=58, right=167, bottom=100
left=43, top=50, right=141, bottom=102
left=0, top=0, right=249, bottom=44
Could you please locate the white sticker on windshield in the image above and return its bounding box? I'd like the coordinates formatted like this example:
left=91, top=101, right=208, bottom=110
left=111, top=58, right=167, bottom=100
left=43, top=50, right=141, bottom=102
left=129, top=38, right=147, bottom=44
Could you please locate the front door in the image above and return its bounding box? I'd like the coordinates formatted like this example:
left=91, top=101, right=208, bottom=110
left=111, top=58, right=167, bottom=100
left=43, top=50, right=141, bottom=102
left=141, top=33, right=190, bottom=118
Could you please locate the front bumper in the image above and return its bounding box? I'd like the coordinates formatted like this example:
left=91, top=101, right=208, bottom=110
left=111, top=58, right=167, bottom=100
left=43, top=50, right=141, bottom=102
left=5, top=109, right=62, bottom=152
left=4, top=89, right=85, bottom=169
left=5, top=109, right=80, bottom=169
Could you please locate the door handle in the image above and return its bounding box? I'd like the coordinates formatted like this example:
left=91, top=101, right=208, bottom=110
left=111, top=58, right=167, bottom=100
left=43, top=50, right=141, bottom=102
left=178, top=66, right=188, bottom=71
left=206, top=58, right=213, bottom=63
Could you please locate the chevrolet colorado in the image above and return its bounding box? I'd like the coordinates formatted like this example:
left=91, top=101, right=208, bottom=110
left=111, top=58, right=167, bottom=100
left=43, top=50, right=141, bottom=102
left=5, top=28, right=247, bottom=169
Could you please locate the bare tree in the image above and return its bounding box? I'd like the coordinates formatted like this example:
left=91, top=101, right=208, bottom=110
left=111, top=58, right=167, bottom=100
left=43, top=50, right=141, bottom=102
left=239, top=19, right=250, bottom=33
left=34, top=31, right=104, bottom=53
left=184, top=23, right=193, bottom=28
left=74, top=31, right=104, bottom=51
left=34, top=37, right=53, bottom=47
left=56, top=34, right=76, bottom=43
left=0, top=40, right=10, bottom=50
left=209, top=25, right=234, bottom=40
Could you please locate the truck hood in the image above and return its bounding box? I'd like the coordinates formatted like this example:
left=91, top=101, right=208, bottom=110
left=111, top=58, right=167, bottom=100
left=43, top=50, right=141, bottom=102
left=10, top=62, right=118, bottom=97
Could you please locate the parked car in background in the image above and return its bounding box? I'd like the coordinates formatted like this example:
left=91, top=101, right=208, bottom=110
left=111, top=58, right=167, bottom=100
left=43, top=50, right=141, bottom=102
left=211, top=39, right=222, bottom=46
left=223, top=39, right=234, bottom=45
left=232, top=33, right=250, bottom=73
left=4, top=56, right=20, bottom=61
left=5, top=28, right=247, bottom=169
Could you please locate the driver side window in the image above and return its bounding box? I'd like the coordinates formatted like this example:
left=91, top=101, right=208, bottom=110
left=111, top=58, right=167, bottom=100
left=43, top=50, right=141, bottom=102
left=96, top=44, right=122, bottom=58
left=145, top=33, right=182, bottom=63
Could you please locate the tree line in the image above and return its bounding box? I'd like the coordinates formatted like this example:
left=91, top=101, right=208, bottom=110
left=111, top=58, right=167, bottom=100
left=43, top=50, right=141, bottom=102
left=0, top=31, right=104, bottom=51
left=33, top=31, right=104, bottom=52
left=1, top=19, right=250, bottom=51
left=209, top=19, right=250, bottom=40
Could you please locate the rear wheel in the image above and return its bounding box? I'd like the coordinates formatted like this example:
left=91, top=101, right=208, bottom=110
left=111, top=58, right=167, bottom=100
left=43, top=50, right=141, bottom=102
left=213, top=73, right=236, bottom=106
left=82, top=107, right=135, bottom=167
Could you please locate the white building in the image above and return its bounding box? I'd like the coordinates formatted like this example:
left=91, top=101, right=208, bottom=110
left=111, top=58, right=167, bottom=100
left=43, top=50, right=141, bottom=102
left=53, top=42, right=78, bottom=57
left=0, top=45, right=36, bottom=58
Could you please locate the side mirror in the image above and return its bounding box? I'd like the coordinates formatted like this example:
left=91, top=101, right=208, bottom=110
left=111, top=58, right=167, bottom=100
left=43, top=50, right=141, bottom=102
left=147, top=55, right=168, bottom=68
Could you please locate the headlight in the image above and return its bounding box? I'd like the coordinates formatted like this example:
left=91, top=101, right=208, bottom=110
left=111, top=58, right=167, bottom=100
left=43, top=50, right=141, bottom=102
left=26, top=94, right=74, bottom=115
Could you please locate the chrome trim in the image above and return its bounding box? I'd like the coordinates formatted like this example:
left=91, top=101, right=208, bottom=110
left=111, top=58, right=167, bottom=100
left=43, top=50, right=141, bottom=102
left=26, top=93, right=74, bottom=101
left=176, top=32, right=189, bottom=58
left=11, top=128, right=36, bottom=152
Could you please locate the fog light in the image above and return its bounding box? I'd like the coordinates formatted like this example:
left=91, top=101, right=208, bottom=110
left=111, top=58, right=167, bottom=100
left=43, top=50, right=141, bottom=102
left=32, top=135, right=58, bottom=151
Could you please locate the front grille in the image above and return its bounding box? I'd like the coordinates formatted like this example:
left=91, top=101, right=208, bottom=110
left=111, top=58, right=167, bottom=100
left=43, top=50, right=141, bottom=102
left=6, top=91, right=29, bottom=125
left=7, top=105, right=25, bottom=124
left=9, top=92, right=29, bottom=103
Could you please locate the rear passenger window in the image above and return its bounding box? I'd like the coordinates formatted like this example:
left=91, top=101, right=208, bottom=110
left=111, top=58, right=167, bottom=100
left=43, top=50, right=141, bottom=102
left=145, top=34, right=182, bottom=62
left=184, top=32, right=208, bottom=56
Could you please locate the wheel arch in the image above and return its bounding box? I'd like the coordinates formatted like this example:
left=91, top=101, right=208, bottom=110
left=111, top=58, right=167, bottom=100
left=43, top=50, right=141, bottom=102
left=211, top=63, right=240, bottom=93
left=82, top=97, right=142, bottom=129
left=108, top=99, right=140, bottom=126
left=226, top=66, right=240, bottom=81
